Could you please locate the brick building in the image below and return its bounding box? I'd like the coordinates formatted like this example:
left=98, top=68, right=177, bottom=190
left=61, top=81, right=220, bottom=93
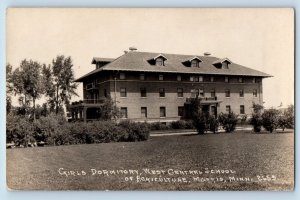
left=69, top=49, right=271, bottom=122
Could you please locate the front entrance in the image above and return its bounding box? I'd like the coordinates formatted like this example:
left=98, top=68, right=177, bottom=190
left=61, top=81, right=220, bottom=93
left=201, top=105, right=210, bottom=117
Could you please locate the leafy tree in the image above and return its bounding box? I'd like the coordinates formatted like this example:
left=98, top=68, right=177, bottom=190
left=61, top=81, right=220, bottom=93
left=278, top=105, right=294, bottom=131
left=43, top=55, right=78, bottom=114
left=262, top=108, right=280, bottom=133
left=12, top=60, right=44, bottom=121
left=42, top=64, right=56, bottom=111
left=249, top=103, right=264, bottom=132
left=99, top=97, right=120, bottom=120
left=207, top=115, right=219, bottom=134
left=6, top=64, right=13, bottom=113
left=188, top=97, right=211, bottom=134
left=218, top=112, right=238, bottom=133
left=193, top=112, right=208, bottom=134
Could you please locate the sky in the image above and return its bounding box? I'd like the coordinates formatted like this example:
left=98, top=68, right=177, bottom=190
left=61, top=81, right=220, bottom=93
left=6, top=8, right=294, bottom=108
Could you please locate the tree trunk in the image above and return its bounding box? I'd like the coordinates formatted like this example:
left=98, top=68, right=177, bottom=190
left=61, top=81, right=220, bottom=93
left=56, top=84, right=59, bottom=114
left=33, top=98, right=36, bottom=122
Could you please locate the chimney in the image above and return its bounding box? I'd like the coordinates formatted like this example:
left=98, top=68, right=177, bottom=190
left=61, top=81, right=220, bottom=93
left=129, top=46, right=137, bottom=51
left=124, top=50, right=128, bottom=54
left=204, top=52, right=211, bottom=56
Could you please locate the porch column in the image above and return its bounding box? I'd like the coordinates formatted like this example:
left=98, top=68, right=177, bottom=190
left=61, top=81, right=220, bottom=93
left=75, top=110, right=78, bottom=119
left=79, top=108, right=83, bottom=119
left=83, top=107, right=87, bottom=123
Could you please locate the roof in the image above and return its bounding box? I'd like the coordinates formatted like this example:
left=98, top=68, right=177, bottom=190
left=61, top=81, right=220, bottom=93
left=76, top=51, right=272, bottom=82
left=91, top=57, right=115, bottom=64
left=212, top=58, right=232, bottom=64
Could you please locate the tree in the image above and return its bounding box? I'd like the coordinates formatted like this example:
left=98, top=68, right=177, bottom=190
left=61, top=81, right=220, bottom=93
left=218, top=112, right=238, bottom=133
left=278, top=105, right=294, bottom=131
left=43, top=55, right=78, bottom=114
left=12, top=60, right=44, bottom=121
left=188, top=96, right=205, bottom=134
left=42, top=64, right=56, bottom=111
left=249, top=103, right=264, bottom=132
left=262, top=108, right=280, bottom=133
left=99, top=97, right=120, bottom=120
left=207, top=115, right=219, bottom=134
left=6, top=64, right=13, bottom=113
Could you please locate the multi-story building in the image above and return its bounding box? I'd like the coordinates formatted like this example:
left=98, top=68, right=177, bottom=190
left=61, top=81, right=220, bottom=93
left=69, top=48, right=271, bottom=122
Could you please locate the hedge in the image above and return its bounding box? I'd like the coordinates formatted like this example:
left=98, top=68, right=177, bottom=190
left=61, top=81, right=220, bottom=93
left=6, top=114, right=150, bottom=147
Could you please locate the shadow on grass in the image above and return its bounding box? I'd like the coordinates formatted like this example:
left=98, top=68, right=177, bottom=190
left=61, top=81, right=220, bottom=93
left=250, top=130, right=294, bottom=134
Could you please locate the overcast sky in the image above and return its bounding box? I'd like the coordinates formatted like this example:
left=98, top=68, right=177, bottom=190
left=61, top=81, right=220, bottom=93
left=7, top=8, right=294, bottom=108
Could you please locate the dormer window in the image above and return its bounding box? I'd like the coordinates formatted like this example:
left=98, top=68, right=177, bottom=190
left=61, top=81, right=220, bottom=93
left=222, top=61, right=230, bottom=69
left=213, top=58, right=232, bottom=69
left=191, top=60, right=199, bottom=67
left=184, top=56, right=202, bottom=67
left=156, top=57, right=164, bottom=66
left=149, top=54, right=168, bottom=66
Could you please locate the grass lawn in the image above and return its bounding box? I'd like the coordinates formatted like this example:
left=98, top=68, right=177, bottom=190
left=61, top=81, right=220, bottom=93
left=7, top=130, right=294, bottom=191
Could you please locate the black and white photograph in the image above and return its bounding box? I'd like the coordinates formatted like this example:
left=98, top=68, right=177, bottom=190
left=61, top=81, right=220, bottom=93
left=6, top=8, right=294, bottom=191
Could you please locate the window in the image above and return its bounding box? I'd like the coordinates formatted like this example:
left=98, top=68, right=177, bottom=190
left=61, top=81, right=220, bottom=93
left=225, top=89, right=230, bottom=97
left=141, top=107, right=147, bottom=118
left=240, top=105, right=245, bottom=114
left=177, top=75, right=181, bottom=81
left=226, top=105, right=231, bottom=113
left=120, top=107, right=128, bottom=118
left=191, top=89, right=199, bottom=98
left=120, top=87, right=127, bottom=97
left=160, top=107, right=166, bottom=117
left=210, top=76, right=214, bottom=82
left=177, top=88, right=183, bottom=97
left=159, top=88, right=165, bottom=97
left=210, top=89, right=216, bottom=98
left=239, top=89, right=244, bottom=97
left=140, top=74, right=145, bottom=80
left=156, top=57, right=164, bottom=66
left=178, top=106, right=184, bottom=117
left=239, top=77, right=243, bottom=83
left=86, top=83, right=94, bottom=90
left=120, top=73, right=126, bottom=80
left=199, top=76, right=203, bottom=82
left=190, top=75, right=201, bottom=82
left=252, top=78, right=256, bottom=83
left=191, top=60, right=199, bottom=67
left=222, top=62, right=229, bottom=69
left=159, top=74, right=164, bottom=81
left=140, top=88, right=147, bottom=97
left=199, top=88, right=205, bottom=97
left=225, top=77, right=229, bottom=83
left=190, top=76, right=194, bottom=82
left=253, top=89, right=258, bottom=97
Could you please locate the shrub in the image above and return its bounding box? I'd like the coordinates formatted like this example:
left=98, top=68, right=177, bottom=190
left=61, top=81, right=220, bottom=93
left=278, top=105, right=294, bottom=131
left=118, top=120, right=150, bottom=141
left=33, top=113, right=66, bottom=143
left=6, top=113, right=36, bottom=147
left=207, top=115, right=219, bottom=134
left=249, top=103, right=264, bottom=133
left=193, top=112, right=208, bottom=134
left=262, top=108, right=280, bottom=133
left=149, top=122, right=169, bottom=131
left=170, top=120, right=186, bottom=129
left=185, top=120, right=195, bottom=129
left=7, top=112, right=151, bottom=147
left=218, top=112, right=238, bottom=133
left=249, top=113, right=263, bottom=132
